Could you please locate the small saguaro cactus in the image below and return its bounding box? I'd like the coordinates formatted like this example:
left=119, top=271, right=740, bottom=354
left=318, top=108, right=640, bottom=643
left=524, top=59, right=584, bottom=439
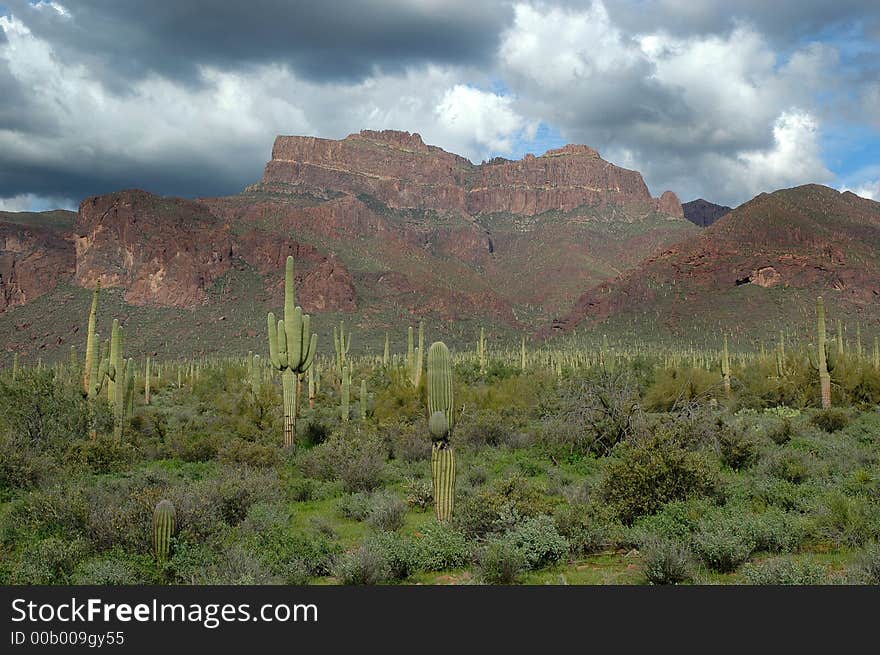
left=776, top=330, right=787, bottom=377
left=478, top=327, right=486, bottom=374
left=874, top=336, right=879, bottom=372
left=308, top=364, right=316, bottom=409
left=721, top=334, right=731, bottom=399
left=152, top=499, right=176, bottom=564
left=333, top=321, right=351, bottom=373
left=427, top=341, right=455, bottom=522
left=521, top=336, right=527, bottom=371
left=407, top=321, right=424, bottom=386
left=12, top=352, right=19, bottom=382
left=341, top=365, right=351, bottom=422
left=83, top=282, right=100, bottom=395
left=267, top=255, right=318, bottom=448
left=808, top=296, right=837, bottom=409
left=360, top=379, right=368, bottom=420
left=144, top=356, right=151, bottom=405
left=383, top=332, right=390, bottom=366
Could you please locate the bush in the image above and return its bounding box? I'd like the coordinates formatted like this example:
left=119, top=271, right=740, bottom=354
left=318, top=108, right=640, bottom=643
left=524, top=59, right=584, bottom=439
left=600, top=432, right=719, bottom=524
left=11, top=537, right=89, bottom=584
left=742, top=558, right=827, bottom=585
left=719, top=429, right=760, bottom=470
left=362, top=532, right=418, bottom=581
left=72, top=556, right=149, bottom=585
left=415, top=523, right=472, bottom=571
left=367, top=492, right=407, bottom=532
left=218, top=438, right=280, bottom=468
left=454, top=476, right=554, bottom=538
left=477, top=539, right=527, bottom=584
left=849, top=542, right=880, bottom=584
left=644, top=367, right=721, bottom=412
left=554, top=503, right=624, bottom=556
left=809, top=492, right=880, bottom=548
left=67, top=434, right=136, bottom=474
left=337, top=493, right=373, bottom=521
left=302, top=428, right=386, bottom=492
left=402, top=478, right=432, bottom=510
left=502, top=515, right=569, bottom=569
left=693, top=514, right=756, bottom=573
left=334, top=544, right=392, bottom=585
left=639, top=537, right=694, bottom=585
left=810, top=408, right=850, bottom=433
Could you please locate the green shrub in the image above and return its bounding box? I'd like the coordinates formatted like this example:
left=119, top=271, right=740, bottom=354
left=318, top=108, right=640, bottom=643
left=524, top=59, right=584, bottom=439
left=477, top=538, right=527, bottom=584
left=639, top=537, right=694, bottom=585
left=362, top=532, right=418, bottom=581
left=553, top=502, right=624, bottom=556
left=218, top=438, right=280, bottom=468
left=502, top=515, right=569, bottom=569
left=600, top=432, right=719, bottom=524
left=67, top=434, right=136, bottom=474
left=402, top=478, right=432, bottom=510
left=72, top=556, right=150, bottom=585
left=454, top=476, right=554, bottom=537
left=415, top=522, right=472, bottom=571
left=644, top=367, right=721, bottom=412
left=810, top=408, right=850, bottom=433
left=11, top=537, right=89, bottom=584
left=848, top=542, right=880, bottom=584
left=334, top=544, right=392, bottom=585
left=302, top=428, right=386, bottom=492
left=742, top=558, right=827, bottom=585
left=693, top=514, right=756, bottom=573
left=809, top=492, right=880, bottom=548
left=337, top=492, right=373, bottom=521
left=367, top=492, right=407, bottom=532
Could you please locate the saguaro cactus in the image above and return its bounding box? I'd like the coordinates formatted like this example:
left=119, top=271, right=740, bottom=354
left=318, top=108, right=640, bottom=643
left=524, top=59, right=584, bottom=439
left=721, top=334, right=731, bottom=399
left=333, top=321, right=351, bottom=373
left=808, top=296, right=836, bottom=409
left=478, top=327, right=486, bottom=375
left=144, top=356, right=151, bottom=405
left=407, top=321, right=424, bottom=386
left=521, top=336, right=527, bottom=371
left=267, top=255, right=318, bottom=447
left=427, top=341, right=455, bottom=522
left=83, top=282, right=100, bottom=395
left=152, top=499, right=176, bottom=564
left=383, top=332, right=390, bottom=366
left=341, top=365, right=351, bottom=422
left=360, top=379, right=368, bottom=420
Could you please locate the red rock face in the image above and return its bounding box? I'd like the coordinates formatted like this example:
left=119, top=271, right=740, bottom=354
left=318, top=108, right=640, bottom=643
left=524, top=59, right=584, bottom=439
left=262, top=130, right=681, bottom=219
left=74, top=189, right=357, bottom=311
left=0, top=222, right=75, bottom=311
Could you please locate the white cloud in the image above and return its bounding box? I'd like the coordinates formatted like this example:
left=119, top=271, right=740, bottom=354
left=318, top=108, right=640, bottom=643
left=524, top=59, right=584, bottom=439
left=435, top=84, right=536, bottom=159
left=0, top=192, right=74, bottom=211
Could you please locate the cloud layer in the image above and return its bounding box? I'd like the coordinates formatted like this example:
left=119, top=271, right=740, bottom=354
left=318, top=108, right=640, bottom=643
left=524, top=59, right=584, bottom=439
left=0, top=0, right=877, bottom=210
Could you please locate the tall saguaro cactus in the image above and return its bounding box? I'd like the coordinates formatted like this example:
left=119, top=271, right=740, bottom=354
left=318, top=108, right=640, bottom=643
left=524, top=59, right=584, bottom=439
left=808, top=296, right=836, bottom=409
left=152, top=499, right=176, bottom=564
left=83, top=282, right=100, bottom=395
left=427, top=341, right=455, bottom=522
left=341, top=365, right=351, bottom=422
left=267, top=255, right=318, bottom=447
left=333, top=321, right=351, bottom=373
left=144, top=356, right=151, bottom=405
left=478, top=327, right=486, bottom=374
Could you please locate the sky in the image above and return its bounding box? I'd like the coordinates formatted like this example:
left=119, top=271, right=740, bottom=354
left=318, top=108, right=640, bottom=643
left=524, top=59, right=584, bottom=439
left=0, top=0, right=878, bottom=212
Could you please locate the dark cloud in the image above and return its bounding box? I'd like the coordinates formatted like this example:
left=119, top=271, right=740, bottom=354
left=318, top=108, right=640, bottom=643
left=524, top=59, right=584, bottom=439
left=6, top=0, right=511, bottom=87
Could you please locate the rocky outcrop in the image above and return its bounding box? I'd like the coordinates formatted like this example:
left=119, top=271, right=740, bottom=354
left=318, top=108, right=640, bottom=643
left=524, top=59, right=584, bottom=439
left=260, top=130, right=682, bottom=219
left=0, top=221, right=75, bottom=311
left=683, top=198, right=731, bottom=227
left=74, top=189, right=357, bottom=311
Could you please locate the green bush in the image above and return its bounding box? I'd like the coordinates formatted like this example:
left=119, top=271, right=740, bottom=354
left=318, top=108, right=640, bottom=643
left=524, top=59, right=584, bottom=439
left=366, top=492, right=407, bottom=532
left=600, top=432, right=719, bottom=524
left=67, top=434, right=136, bottom=474
left=362, top=532, right=418, bottom=581
left=301, top=428, right=387, bottom=492
left=742, top=558, right=826, bottom=585
left=502, top=515, right=569, bottom=569
left=553, top=502, right=624, bottom=556
left=849, top=542, right=880, bottom=584
left=11, top=537, right=90, bottom=584
left=72, top=556, right=150, bottom=585
left=639, top=537, right=694, bottom=585
left=333, top=544, right=392, bottom=585
left=415, top=522, right=472, bottom=571
left=454, top=476, right=554, bottom=537
left=693, top=514, right=756, bottom=573
left=477, top=538, right=527, bottom=584
left=810, top=408, right=850, bottom=433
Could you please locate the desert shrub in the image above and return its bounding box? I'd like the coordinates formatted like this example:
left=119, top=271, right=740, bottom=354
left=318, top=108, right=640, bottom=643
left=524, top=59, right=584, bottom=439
left=288, top=477, right=340, bottom=503
left=477, top=538, right=527, bottom=584
left=334, top=544, right=392, bottom=585
left=502, top=515, right=569, bottom=569
left=67, top=434, right=136, bottom=474
left=367, top=492, right=407, bottom=532
left=766, top=417, right=796, bottom=445
left=337, top=493, right=373, bottom=521
left=808, top=492, right=880, bottom=548
left=466, top=465, right=488, bottom=487
left=241, top=502, right=339, bottom=579
left=742, top=558, right=826, bottom=585
left=301, top=428, right=386, bottom=491
left=10, top=537, right=90, bottom=584
left=218, top=438, right=280, bottom=468
left=72, top=555, right=151, bottom=585
left=762, top=449, right=817, bottom=484
left=415, top=522, right=472, bottom=571
left=362, top=532, right=418, bottom=581
left=693, top=513, right=756, bottom=572
left=0, top=434, right=54, bottom=495
left=553, top=502, right=625, bottom=556
left=300, top=419, right=331, bottom=448
left=600, top=432, right=719, bottom=524
left=719, top=429, right=761, bottom=470
left=454, top=476, right=554, bottom=538
left=542, top=371, right=645, bottom=459
left=372, top=371, right=422, bottom=424
left=200, top=542, right=285, bottom=585
left=2, top=483, right=91, bottom=547
left=388, top=423, right=431, bottom=462
left=639, top=536, right=694, bottom=585
left=810, top=408, right=850, bottom=433
left=749, top=507, right=806, bottom=553
left=630, top=498, right=714, bottom=544
left=402, top=478, right=432, bottom=510
left=848, top=542, right=880, bottom=584
left=166, top=431, right=220, bottom=462
left=456, top=409, right=517, bottom=449
left=644, top=367, right=721, bottom=412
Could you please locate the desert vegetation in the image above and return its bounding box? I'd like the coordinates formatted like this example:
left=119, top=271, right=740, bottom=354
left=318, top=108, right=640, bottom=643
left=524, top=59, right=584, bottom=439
left=1, top=258, right=879, bottom=586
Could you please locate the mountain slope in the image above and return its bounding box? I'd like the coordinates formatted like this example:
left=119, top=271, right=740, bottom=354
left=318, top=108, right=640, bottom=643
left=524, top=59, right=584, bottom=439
left=682, top=199, right=731, bottom=227
left=548, top=184, right=880, bottom=341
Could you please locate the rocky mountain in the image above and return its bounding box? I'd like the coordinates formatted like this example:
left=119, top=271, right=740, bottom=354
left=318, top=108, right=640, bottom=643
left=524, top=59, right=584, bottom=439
left=682, top=198, right=732, bottom=227
left=548, top=185, right=880, bottom=340
left=0, top=130, right=693, bottom=340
